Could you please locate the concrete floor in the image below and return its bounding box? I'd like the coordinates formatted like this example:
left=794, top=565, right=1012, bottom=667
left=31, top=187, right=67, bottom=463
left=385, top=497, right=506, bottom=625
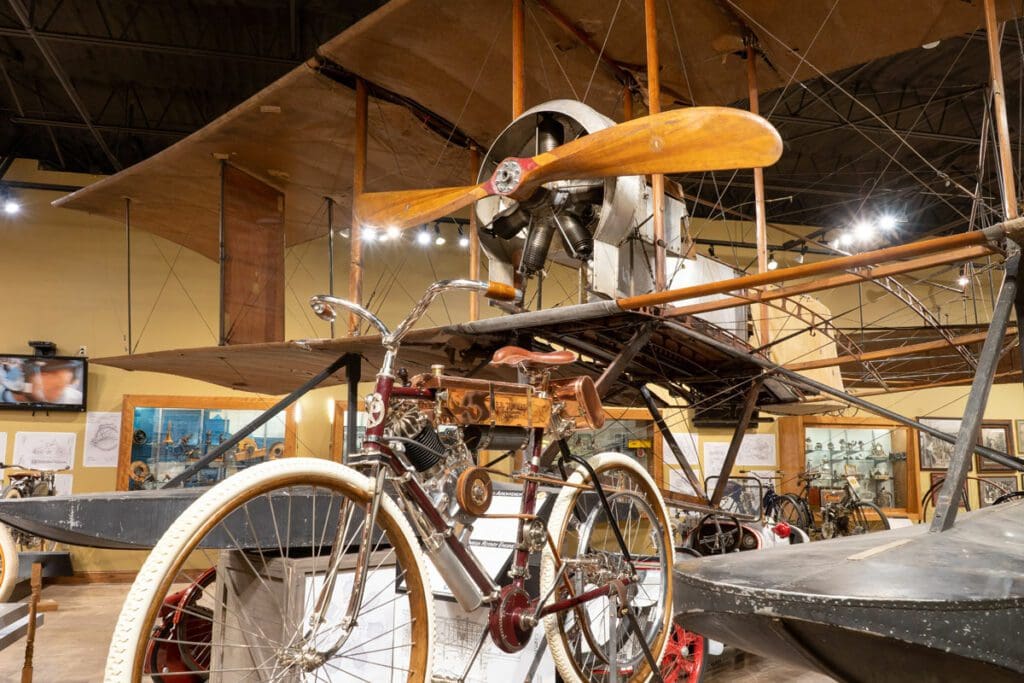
left=0, top=582, right=832, bottom=681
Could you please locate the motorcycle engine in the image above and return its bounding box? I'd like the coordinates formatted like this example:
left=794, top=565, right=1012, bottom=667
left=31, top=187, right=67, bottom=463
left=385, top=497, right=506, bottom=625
left=385, top=400, right=476, bottom=525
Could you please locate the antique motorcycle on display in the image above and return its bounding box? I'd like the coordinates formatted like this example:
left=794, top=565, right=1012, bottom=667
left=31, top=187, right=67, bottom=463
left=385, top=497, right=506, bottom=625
left=105, top=279, right=675, bottom=683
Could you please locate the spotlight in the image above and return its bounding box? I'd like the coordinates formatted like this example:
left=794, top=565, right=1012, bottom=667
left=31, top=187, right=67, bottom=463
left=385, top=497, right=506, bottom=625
left=457, top=226, right=470, bottom=248
left=386, top=226, right=401, bottom=240
left=378, top=229, right=391, bottom=242
left=796, top=245, right=807, bottom=264
left=708, top=244, right=716, bottom=258
left=3, top=199, right=19, bottom=215
left=416, top=229, right=431, bottom=246
left=853, top=220, right=875, bottom=242
left=434, top=225, right=446, bottom=246
left=767, top=252, right=779, bottom=270
left=838, top=232, right=854, bottom=248
left=363, top=227, right=377, bottom=242
left=957, top=264, right=970, bottom=289
left=879, top=214, right=898, bottom=231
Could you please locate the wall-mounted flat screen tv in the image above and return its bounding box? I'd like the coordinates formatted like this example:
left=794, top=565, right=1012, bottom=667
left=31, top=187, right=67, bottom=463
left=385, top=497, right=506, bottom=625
left=0, top=355, right=87, bottom=412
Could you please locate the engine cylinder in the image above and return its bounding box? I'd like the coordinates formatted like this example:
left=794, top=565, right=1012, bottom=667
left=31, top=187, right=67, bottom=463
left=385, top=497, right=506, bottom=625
left=555, top=211, right=593, bottom=260
left=520, top=218, right=557, bottom=276
left=492, top=205, right=530, bottom=240
left=406, top=423, right=444, bottom=472
left=536, top=114, right=564, bottom=153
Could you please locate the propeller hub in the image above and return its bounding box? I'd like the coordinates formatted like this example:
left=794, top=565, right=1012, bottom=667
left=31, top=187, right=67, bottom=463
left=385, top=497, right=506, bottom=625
left=492, top=159, right=523, bottom=194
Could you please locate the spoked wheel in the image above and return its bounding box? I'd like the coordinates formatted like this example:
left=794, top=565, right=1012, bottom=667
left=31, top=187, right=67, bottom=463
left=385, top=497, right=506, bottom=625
left=776, top=494, right=809, bottom=532
left=541, top=452, right=674, bottom=683
left=0, top=523, right=18, bottom=602
left=106, top=458, right=433, bottom=682
left=844, top=501, right=890, bottom=535
left=659, top=623, right=706, bottom=683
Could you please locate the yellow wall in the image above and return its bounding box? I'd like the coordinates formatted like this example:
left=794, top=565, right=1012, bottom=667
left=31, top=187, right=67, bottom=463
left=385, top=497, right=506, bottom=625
left=0, top=159, right=510, bottom=572
left=3, top=159, right=1019, bottom=573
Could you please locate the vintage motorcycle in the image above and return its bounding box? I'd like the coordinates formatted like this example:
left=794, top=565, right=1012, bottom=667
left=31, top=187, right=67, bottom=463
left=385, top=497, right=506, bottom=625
left=105, top=279, right=674, bottom=683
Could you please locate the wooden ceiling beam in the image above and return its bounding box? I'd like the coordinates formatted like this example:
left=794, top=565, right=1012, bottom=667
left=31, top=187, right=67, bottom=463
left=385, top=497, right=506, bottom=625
left=666, top=244, right=992, bottom=318
left=786, top=329, right=1015, bottom=372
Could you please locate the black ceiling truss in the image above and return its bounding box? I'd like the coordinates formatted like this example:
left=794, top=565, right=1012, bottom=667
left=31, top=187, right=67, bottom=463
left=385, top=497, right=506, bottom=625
left=0, top=0, right=386, bottom=174
left=0, top=1, right=1021, bottom=250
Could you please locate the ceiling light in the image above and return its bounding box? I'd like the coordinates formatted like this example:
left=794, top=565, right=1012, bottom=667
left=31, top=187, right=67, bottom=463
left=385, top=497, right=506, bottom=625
left=387, top=226, right=401, bottom=240
left=958, top=264, right=971, bottom=289
left=879, top=214, right=898, bottom=231
left=838, top=232, right=854, bottom=248
left=796, top=245, right=807, bottom=264
left=708, top=244, right=716, bottom=258
left=417, top=229, right=432, bottom=246
left=3, top=200, right=19, bottom=215
left=362, top=227, right=377, bottom=242
left=853, top=220, right=875, bottom=242
left=922, top=41, right=940, bottom=50
left=767, top=252, right=779, bottom=270
left=434, top=225, right=446, bottom=246
left=457, top=226, right=470, bottom=248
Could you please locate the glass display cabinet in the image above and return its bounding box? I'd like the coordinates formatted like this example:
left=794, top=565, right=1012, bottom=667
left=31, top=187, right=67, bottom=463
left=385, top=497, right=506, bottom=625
left=804, top=426, right=903, bottom=508
left=566, top=407, right=658, bottom=477
left=779, top=415, right=918, bottom=515
left=118, top=395, right=296, bottom=490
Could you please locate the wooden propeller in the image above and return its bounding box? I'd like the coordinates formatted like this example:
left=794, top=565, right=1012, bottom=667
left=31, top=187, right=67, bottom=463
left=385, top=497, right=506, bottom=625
left=354, top=106, right=783, bottom=230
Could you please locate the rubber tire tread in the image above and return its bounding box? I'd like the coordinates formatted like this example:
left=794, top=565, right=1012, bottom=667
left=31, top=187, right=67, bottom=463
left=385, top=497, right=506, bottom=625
left=540, top=452, right=675, bottom=683
left=103, top=457, right=433, bottom=682
left=0, top=524, right=18, bottom=602
left=850, top=500, right=890, bottom=533
left=777, top=493, right=809, bottom=531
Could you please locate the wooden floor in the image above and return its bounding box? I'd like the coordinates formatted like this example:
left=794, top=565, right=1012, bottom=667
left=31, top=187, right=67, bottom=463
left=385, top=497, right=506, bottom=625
left=0, top=582, right=833, bottom=681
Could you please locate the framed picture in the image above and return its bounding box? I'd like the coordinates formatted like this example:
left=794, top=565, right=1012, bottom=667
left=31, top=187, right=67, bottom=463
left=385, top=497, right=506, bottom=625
left=976, top=421, right=1014, bottom=472
left=917, top=418, right=961, bottom=470
left=1016, top=419, right=1024, bottom=455
left=977, top=476, right=1019, bottom=508
left=118, top=395, right=296, bottom=491
left=928, top=472, right=969, bottom=510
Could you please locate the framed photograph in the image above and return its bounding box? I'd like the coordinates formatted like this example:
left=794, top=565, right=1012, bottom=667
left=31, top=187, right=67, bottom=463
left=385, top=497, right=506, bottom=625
left=1016, top=419, right=1024, bottom=455
left=977, top=476, right=1019, bottom=508
left=976, top=421, right=1014, bottom=472
left=929, top=472, right=969, bottom=510
left=917, top=418, right=961, bottom=470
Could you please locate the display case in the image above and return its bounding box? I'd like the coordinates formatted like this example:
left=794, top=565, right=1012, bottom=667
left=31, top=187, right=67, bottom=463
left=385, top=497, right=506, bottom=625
left=566, top=407, right=658, bottom=479
left=779, top=415, right=918, bottom=515
left=804, top=425, right=904, bottom=507
left=118, top=395, right=296, bottom=490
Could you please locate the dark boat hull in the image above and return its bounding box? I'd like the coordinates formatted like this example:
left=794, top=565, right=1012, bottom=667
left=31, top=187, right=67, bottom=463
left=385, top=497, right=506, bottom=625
left=673, top=500, right=1024, bottom=681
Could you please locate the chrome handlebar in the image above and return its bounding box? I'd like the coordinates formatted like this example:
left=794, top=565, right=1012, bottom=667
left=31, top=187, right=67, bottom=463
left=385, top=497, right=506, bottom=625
left=310, top=279, right=520, bottom=348
left=310, top=296, right=390, bottom=338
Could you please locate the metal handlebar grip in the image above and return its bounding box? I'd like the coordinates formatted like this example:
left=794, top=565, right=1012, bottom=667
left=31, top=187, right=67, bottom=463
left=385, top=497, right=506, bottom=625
left=485, top=281, right=519, bottom=301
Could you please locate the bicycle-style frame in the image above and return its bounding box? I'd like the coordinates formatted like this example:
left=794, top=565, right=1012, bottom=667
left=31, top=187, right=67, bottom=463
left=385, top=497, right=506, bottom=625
left=310, top=279, right=664, bottom=664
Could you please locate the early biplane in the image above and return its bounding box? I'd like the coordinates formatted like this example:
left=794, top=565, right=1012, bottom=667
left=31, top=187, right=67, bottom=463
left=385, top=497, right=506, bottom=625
left=3, top=1, right=1024, bottom=681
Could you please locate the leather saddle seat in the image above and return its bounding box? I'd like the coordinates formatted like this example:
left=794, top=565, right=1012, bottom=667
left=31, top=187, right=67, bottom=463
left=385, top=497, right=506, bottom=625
left=490, top=345, right=577, bottom=370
